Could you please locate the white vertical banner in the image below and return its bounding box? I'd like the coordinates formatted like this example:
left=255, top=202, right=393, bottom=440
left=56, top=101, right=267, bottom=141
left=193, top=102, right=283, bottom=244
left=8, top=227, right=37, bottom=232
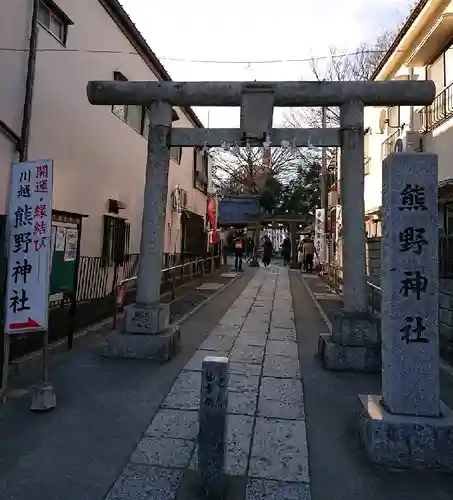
left=4, top=159, right=53, bottom=334
left=336, top=205, right=342, bottom=266
left=314, top=208, right=326, bottom=264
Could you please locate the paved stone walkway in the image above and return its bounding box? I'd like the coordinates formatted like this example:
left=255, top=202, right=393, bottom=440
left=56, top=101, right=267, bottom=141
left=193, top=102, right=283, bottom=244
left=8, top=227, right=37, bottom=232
left=106, top=266, right=310, bottom=500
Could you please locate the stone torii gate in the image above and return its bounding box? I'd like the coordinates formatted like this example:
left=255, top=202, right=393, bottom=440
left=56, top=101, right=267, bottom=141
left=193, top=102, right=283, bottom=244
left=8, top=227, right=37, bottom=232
left=86, top=79, right=434, bottom=367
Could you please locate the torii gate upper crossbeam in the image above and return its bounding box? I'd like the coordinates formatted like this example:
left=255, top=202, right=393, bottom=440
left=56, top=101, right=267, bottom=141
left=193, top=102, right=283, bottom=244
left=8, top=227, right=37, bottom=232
left=87, top=80, right=435, bottom=107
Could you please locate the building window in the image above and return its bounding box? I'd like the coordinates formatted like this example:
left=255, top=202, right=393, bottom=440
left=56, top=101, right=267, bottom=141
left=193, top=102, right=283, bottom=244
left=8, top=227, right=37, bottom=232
left=102, top=216, right=130, bottom=267
left=193, top=148, right=209, bottom=193
left=170, top=146, right=182, bottom=164
left=38, top=1, right=72, bottom=45
left=111, top=72, right=150, bottom=137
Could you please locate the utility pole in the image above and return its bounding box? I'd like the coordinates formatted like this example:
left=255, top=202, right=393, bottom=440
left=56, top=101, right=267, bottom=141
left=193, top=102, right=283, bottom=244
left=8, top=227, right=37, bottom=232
left=321, top=104, right=328, bottom=269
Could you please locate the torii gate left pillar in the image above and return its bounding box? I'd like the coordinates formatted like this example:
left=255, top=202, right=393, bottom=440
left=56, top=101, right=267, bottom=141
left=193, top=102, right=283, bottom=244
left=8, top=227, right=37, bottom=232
left=103, top=100, right=181, bottom=360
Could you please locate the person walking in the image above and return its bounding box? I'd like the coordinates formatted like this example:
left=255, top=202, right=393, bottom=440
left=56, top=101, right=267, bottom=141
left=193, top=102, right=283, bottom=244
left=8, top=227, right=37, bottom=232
left=233, top=231, right=245, bottom=272
left=302, top=235, right=316, bottom=273
left=245, top=236, right=255, bottom=263
left=281, top=235, right=291, bottom=267
left=297, top=238, right=305, bottom=271
left=262, top=234, right=273, bottom=268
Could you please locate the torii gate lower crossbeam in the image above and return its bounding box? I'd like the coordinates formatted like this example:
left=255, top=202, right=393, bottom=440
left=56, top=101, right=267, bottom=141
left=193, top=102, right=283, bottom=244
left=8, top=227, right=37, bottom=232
left=87, top=79, right=435, bottom=368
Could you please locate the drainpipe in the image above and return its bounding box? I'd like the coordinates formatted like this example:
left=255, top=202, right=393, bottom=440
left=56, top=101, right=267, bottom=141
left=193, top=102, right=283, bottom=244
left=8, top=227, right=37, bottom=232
left=19, top=0, right=40, bottom=162
left=321, top=104, right=328, bottom=267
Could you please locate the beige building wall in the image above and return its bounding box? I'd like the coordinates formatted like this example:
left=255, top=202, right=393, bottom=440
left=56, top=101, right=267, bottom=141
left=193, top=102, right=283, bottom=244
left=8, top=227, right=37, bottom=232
left=0, top=0, right=208, bottom=258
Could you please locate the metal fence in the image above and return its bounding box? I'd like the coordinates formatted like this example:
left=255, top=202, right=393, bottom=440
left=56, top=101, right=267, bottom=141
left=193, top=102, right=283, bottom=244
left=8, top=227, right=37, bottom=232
left=74, top=252, right=204, bottom=304
left=113, top=255, right=222, bottom=328
left=325, top=263, right=382, bottom=314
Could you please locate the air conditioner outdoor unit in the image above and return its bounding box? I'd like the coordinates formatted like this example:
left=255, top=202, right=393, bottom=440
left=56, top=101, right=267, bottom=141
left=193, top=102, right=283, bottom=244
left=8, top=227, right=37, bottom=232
left=393, top=130, right=421, bottom=153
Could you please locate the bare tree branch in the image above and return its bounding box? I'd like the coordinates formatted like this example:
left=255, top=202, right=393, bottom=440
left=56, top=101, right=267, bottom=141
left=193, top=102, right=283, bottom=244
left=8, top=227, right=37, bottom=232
left=210, top=144, right=307, bottom=196
left=283, top=27, right=402, bottom=131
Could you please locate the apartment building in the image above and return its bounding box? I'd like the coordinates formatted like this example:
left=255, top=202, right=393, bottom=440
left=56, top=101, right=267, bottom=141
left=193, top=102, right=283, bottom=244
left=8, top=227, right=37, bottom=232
left=362, top=0, right=453, bottom=356
left=0, top=0, right=211, bottom=300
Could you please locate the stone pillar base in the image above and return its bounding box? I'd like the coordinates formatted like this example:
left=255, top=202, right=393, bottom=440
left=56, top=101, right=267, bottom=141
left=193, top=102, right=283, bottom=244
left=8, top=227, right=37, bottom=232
left=358, top=394, right=453, bottom=472
left=101, top=323, right=181, bottom=361
left=332, top=310, right=380, bottom=345
left=318, top=334, right=380, bottom=372
left=30, top=384, right=57, bottom=412
left=124, top=303, right=169, bottom=334
left=101, top=302, right=179, bottom=361
left=318, top=310, right=381, bottom=372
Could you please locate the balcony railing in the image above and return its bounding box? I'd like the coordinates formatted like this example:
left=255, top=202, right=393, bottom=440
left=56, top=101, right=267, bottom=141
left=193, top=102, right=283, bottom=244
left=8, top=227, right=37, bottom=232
left=380, top=128, right=401, bottom=160
left=418, top=81, right=453, bottom=133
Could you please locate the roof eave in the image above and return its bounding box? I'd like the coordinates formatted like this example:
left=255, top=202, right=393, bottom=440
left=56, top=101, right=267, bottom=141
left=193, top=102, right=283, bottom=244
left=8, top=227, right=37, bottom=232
left=370, top=0, right=429, bottom=81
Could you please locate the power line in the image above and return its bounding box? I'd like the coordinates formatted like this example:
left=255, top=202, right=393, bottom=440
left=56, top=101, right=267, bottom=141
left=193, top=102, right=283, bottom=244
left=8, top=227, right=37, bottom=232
left=158, top=50, right=388, bottom=65
left=0, top=47, right=138, bottom=55
left=0, top=47, right=390, bottom=65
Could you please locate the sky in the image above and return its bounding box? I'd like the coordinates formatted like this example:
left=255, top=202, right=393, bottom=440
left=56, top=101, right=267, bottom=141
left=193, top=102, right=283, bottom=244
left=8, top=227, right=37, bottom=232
left=120, top=0, right=414, bottom=127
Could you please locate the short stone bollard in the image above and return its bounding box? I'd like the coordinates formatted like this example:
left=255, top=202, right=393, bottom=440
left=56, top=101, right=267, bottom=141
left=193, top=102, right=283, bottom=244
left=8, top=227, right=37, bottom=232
left=359, top=153, right=453, bottom=471
left=198, top=356, right=229, bottom=499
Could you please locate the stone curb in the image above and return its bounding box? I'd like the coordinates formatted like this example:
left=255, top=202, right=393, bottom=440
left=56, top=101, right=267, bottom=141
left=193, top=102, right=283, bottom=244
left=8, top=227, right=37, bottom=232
left=299, top=273, right=453, bottom=381
left=6, top=271, right=246, bottom=380
left=298, top=273, right=333, bottom=335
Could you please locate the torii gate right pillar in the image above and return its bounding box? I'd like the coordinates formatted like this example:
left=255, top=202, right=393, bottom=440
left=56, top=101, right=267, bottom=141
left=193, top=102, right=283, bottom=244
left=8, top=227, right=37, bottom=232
left=318, top=100, right=381, bottom=372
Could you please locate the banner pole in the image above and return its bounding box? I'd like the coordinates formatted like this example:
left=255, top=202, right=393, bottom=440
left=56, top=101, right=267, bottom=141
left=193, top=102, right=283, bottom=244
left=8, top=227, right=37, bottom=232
left=1, top=335, right=10, bottom=405
left=30, top=329, right=56, bottom=412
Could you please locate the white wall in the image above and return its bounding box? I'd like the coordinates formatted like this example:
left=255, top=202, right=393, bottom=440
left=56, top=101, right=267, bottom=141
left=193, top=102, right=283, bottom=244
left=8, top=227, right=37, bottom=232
left=0, top=0, right=32, bottom=211
left=363, top=106, right=384, bottom=213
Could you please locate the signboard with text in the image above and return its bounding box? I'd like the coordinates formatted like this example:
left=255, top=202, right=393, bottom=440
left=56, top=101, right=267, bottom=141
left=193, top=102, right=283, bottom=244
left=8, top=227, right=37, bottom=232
left=4, top=159, right=53, bottom=334
left=314, top=208, right=326, bottom=264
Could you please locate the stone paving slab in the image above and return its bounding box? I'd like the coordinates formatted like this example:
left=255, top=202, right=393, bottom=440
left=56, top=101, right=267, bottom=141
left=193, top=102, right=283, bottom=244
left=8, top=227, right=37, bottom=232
left=131, top=436, right=195, bottom=468
left=105, top=464, right=183, bottom=500
left=161, top=371, right=200, bottom=410
left=184, top=349, right=229, bottom=371
left=257, top=377, right=305, bottom=419
left=190, top=414, right=254, bottom=476
left=266, top=340, right=298, bottom=357
left=103, top=266, right=309, bottom=500
left=199, top=333, right=237, bottom=351
left=235, top=333, right=268, bottom=347
left=249, top=418, right=309, bottom=483
left=263, top=354, right=301, bottom=379
left=268, top=327, right=297, bottom=342
left=196, top=282, right=224, bottom=291
left=228, top=361, right=262, bottom=377
left=210, top=324, right=242, bottom=336
left=246, top=479, right=311, bottom=500
left=230, top=344, right=265, bottom=364
left=228, top=373, right=260, bottom=416
left=145, top=409, right=198, bottom=439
